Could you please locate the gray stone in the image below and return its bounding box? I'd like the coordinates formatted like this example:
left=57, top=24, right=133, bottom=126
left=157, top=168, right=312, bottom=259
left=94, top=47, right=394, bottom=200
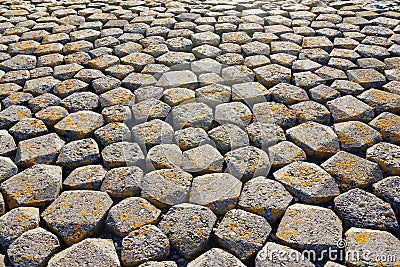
left=101, top=166, right=143, bottom=198
left=42, top=191, right=113, bottom=245
left=208, top=124, right=249, bottom=154
left=0, top=130, right=16, bottom=156
left=54, top=111, right=104, bottom=140
left=101, top=141, right=145, bottom=168
left=369, top=112, right=400, bottom=145
left=158, top=203, right=216, bottom=259
left=0, top=157, right=17, bottom=183
left=183, top=144, right=224, bottom=174
left=187, top=248, right=245, bottom=267
left=334, top=188, right=399, bottom=232
left=366, top=142, right=400, bottom=176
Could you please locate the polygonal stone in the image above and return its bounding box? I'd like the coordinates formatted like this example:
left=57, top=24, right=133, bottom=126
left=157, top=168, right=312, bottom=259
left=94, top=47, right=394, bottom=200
left=93, top=122, right=131, bottom=147
left=61, top=92, right=99, bottom=112
left=214, top=102, right=252, bottom=127
left=106, top=197, right=161, bottom=237
left=47, top=238, right=120, bottom=267
left=187, top=248, right=245, bottom=267
left=369, top=112, right=400, bottom=145
left=293, top=71, right=325, bottom=89
left=101, top=141, right=144, bottom=168
left=0, top=105, right=31, bottom=129
left=189, top=173, right=241, bottom=215
left=132, top=98, right=171, bottom=124
left=334, top=188, right=399, bottom=232
left=287, top=122, right=340, bottom=162
left=331, top=80, right=365, bottom=95
left=15, top=133, right=65, bottom=167
left=309, top=84, right=340, bottom=104
left=290, top=100, right=331, bottom=124
left=255, top=242, right=315, bottom=267
left=174, top=127, right=211, bottom=151
left=268, top=141, right=307, bottom=169
left=274, top=158, right=339, bottom=202
left=56, top=138, right=100, bottom=168
left=208, top=124, right=249, bottom=154
left=358, top=89, right=400, bottom=114
left=195, top=84, right=231, bottom=103
left=327, top=95, right=375, bottom=123
left=142, top=168, right=192, bottom=208
left=0, top=207, right=39, bottom=249
left=7, top=228, right=60, bottom=267
left=254, top=64, right=291, bottom=87
left=214, top=209, right=271, bottom=261
left=42, top=190, right=113, bottom=245
left=1, top=164, right=62, bottom=209
left=23, top=76, right=60, bottom=96
left=99, top=88, right=134, bottom=108
left=54, top=111, right=104, bottom=140
left=231, top=82, right=269, bottom=104
left=121, top=225, right=170, bottom=266
left=238, top=177, right=293, bottom=224
left=146, top=144, right=184, bottom=170
left=63, top=165, right=106, bottom=190
left=302, top=36, right=333, bottom=51
left=158, top=203, right=217, bottom=259
left=322, top=151, right=383, bottom=191
left=170, top=102, right=213, bottom=131
left=0, top=55, right=36, bottom=71
left=347, top=68, right=386, bottom=88
left=101, top=166, right=143, bottom=198
left=276, top=204, right=342, bottom=253
left=9, top=118, right=47, bottom=140
left=366, top=142, right=400, bottom=176
left=221, top=65, right=254, bottom=85
left=183, top=144, right=224, bottom=174
left=345, top=227, right=400, bottom=267
left=253, top=102, right=296, bottom=129
left=132, top=119, right=174, bottom=148
left=373, top=176, right=400, bottom=215
left=269, top=83, right=309, bottom=104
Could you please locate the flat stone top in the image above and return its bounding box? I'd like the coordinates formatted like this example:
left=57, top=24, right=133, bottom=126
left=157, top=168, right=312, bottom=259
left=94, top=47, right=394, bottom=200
left=0, top=0, right=400, bottom=265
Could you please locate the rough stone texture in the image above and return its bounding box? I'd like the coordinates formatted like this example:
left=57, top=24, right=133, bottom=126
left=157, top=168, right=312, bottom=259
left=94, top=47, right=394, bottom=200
left=158, top=203, right=216, bottom=260
left=41, top=191, right=113, bottom=245
left=214, top=209, right=271, bottom=261
left=275, top=204, right=342, bottom=253
left=345, top=227, right=400, bottom=267
left=373, top=176, right=400, bottom=215
left=273, top=161, right=340, bottom=204
left=187, top=248, right=245, bottom=267
left=47, top=238, right=121, bottom=267
left=1, top=164, right=62, bottom=209
left=366, top=142, right=400, bottom=176
left=334, top=188, right=399, bottom=232
left=7, top=227, right=60, bottom=267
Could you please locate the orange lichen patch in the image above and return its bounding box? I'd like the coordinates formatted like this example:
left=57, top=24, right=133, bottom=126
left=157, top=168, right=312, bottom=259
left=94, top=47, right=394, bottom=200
left=355, top=233, right=369, bottom=244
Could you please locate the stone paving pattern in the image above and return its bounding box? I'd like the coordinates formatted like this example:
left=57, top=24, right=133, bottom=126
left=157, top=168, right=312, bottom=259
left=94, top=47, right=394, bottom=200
left=0, top=0, right=399, bottom=266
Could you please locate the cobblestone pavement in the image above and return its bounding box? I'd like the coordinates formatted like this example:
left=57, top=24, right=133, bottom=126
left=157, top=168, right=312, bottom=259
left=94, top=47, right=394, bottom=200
left=0, top=0, right=400, bottom=266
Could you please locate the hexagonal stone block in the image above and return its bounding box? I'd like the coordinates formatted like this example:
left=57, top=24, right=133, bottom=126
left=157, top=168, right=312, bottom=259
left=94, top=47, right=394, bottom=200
left=189, top=173, right=241, bottom=215
left=253, top=102, right=296, bottom=129
left=327, top=95, right=374, bottom=123
left=171, top=102, right=213, bottom=131
left=246, top=122, right=286, bottom=149
left=333, top=121, right=382, bottom=153
left=106, top=197, right=161, bottom=237
left=15, top=133, right=65, bottom=167
left=0, top=156, right=17, bottom=183
left=290, top=100, right=331, bottom=124
left=269, top=83, right=309, bottom=104
left=322, top=151, right=383, bottom=192
left=0, top=130, right=16, bottom=156
left=367, top=142, right=400, bottom=176
left=276, top=204, right=342, bottom=253
left=146, top=144, right=184, bottom=170
left=132, top=98, right=171, bottom=124
left=0, top=105, right=32, bottom=129
left=268, top=141, right=307, bottom=169
left=187, top=248, right=245, bottom=267
left=56, top=138, right=100, bottom=168
left=174, top=127, right=211, bottom=150
left=101, top=142, right=145, bottom=168
left=302, top=36, right=333, bottom=51
left=347, top=68, right=386, bottom=88
left=369, top=112, right=400, bottom=145
left=132, top=119, right=174, bottom=148
left=7, top=227, right=60, bottom=267
left=238, top=177, right=293, bottom=224
left=47, top=238, right=120, bottom=267
left=255, top=242, right=315, bottom=267
left=182, top=144, right=224, bottom=174
left=9, top=118, right=48, bottom=140
left=358, top=89, right=400, bottom=114
left=225, top=146, right=270, bottom=181
left=274, top=161, right=340, bottom=204
left=54, top=111, right=104, bottom=140
left=0, top=207, right=39, bottom=249
left=373, top=176, right=400, bottom=215
left=214, top=209, right=271, bottom=261
left=42, top=190, right=113, bottom=245
left=208, top=124, right=249, bottom=154
left=254, top=64, right=291, bottom=87
left=345, top=227, right=400, bottom=267
left=156, top=70, right=197, bottom=89
left=231, top=82, right=269, bottom=104
left=63, top=165, right=107, bottom=190
left=158, top=203, right=217, bottom=260
left=100, top=166, right=143, bottom=198
left=334, top=188, right=399, bottom=232
left=1, top=164, right=62, bottom=209
left=121, top=225, right=170, bottom=266
left=142, top=168, right=193, bottom=208
left=287, top=122, right=340, bottom=162
left=214, top=102, right=253, bottom=128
